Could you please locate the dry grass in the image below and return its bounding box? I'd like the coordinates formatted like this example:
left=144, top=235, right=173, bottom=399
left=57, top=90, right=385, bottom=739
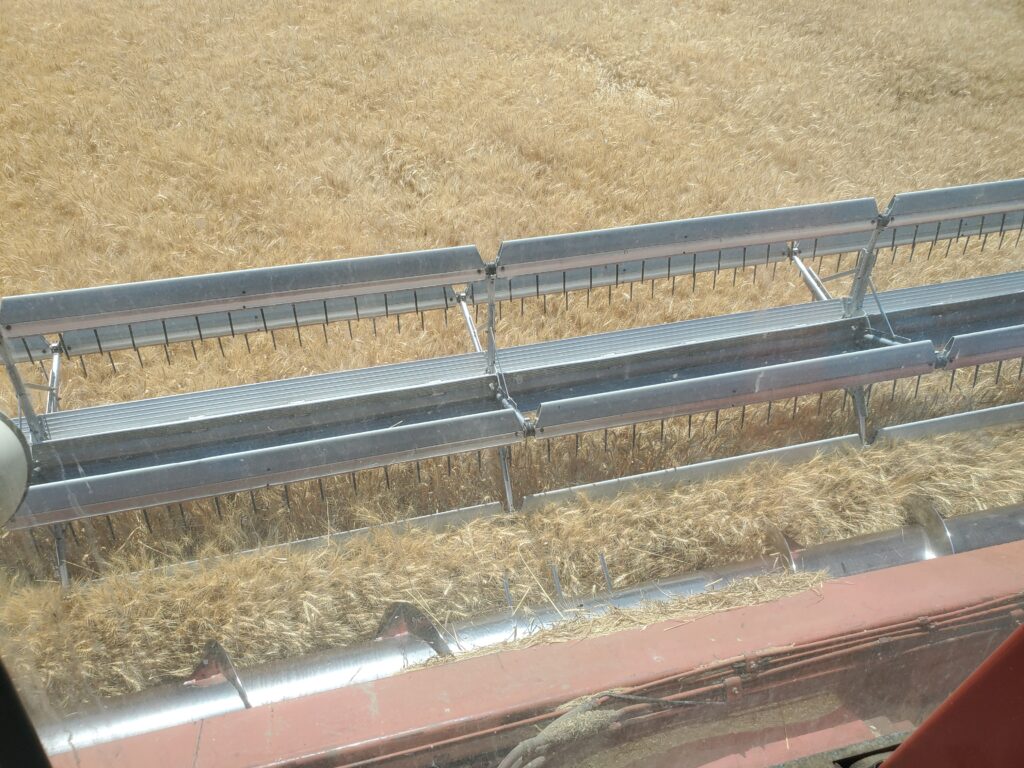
left=1, top=0, right=1024, bottom=713
left=2, top=423, right=1023, bottom=710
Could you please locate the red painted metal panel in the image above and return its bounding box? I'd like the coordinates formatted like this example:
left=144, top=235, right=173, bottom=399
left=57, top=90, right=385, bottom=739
left=48, top=539, right=1024, bottom=768
left=884, top=622, right=1024, bottom=768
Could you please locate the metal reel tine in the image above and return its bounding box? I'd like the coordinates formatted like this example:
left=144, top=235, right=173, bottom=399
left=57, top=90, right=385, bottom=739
left=127, top=326, right=145, bottom=366
left=27, top=528, right=46, bottom=562
left=599, top=553, right=613, bottom=594
left=550, top=562, right=564, bottom=601
left=502, top=573, right=514, bottom=611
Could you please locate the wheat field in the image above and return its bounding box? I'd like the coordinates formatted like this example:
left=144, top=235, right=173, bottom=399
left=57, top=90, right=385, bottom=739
left=2, top=0, right=1024, bottom=712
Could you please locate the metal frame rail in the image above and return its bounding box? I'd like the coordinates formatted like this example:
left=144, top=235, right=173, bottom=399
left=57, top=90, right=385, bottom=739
left=2, top=179, right=1023, bottom=549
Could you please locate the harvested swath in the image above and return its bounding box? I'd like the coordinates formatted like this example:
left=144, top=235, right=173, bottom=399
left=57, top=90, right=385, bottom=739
left=1, top=424, right=1022, bottom=710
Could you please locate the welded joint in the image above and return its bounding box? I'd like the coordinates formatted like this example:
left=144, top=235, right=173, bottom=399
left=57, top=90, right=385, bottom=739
left=497, top=391, right=534, bottom=437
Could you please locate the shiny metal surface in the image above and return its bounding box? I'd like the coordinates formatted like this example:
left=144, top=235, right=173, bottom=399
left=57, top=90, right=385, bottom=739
left=943, top=324, right=1024, bottom=370
left=5, top=180, right=1022, bottom=364
left=14, top=411, right=523, bottom=528
left=16, top=269, right=1024, bottom=531
left=37, top=503, right=1024, bottom=755
left=532, top=342, right=936, bottom=438
left=495, top=198, right=879, bottom=278
left=0, top=246, right=484, bottom=339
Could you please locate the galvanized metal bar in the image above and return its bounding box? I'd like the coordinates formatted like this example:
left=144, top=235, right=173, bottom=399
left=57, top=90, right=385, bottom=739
left=456, top=294, right=483, bottom=354
left=484, top=266, right=498, bottom=375
left=845, top=214, right=887, bottom=317
left=867, top=277, right=899, bottom=339
left=942, top=324, right=1024, bottom=370
left=12, top=411, right=523, bottom=528
left=496, top=198, right=880, bottom=279
left=875, top=401, right=1024, bottom=442
left=45, top=344, right=61, bottom=415
left=0, top=246, right=485, bottom=341
left=43, top=343, right=70, bottom=588
left=532, top=342, right=936, bottom=438
left=884, top=178, right=1024, bottom=230
left=789, top=246, right=832, bottom=301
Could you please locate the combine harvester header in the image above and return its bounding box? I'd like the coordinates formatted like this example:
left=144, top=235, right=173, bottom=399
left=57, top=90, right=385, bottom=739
left=2, top=178, right=1024, bottom=765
